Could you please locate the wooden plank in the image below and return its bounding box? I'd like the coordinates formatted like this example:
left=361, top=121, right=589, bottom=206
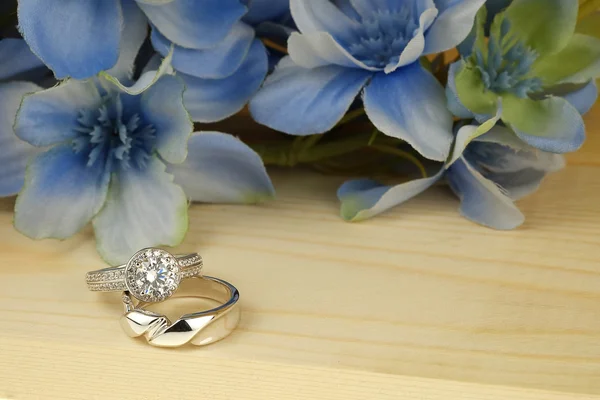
left=0, top=111, right=599, bottom=399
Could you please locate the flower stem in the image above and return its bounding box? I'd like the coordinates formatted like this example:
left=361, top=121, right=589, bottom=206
left=261, top=39, right=288, bottom=54
left=369, top=145, right=428, bottom=178
left=335, top=108, right=366, bottom=127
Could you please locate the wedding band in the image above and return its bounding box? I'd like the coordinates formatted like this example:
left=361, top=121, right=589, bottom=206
left=120, top=276, right=240, bottom=347
left=85, top=248, right=203, bottom=302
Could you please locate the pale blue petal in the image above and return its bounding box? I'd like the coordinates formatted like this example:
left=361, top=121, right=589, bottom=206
left=349, top=0, right=419, bottom=16
left=0, top=82, right=40, bottom=196
left=151, top=22, right=254, bottom=79
left=93, top=158, right=188, bottom=266
left=140, top=75, right=192, bottom=164
left=14, top=144, right=111, bottom=239
left=509, top=97, right=586, bottom=153
left=333, top=0, right=362, bottom=20
left=562, top=81, right=598, bottom=116
left=182, top=39, right=268, bottom=123
left=15, top=80, right=102, bottom=147
left=167, top=132, right=275, bottom=203
left=446, top=61, right=476, bottom=118
left=385, top=8, right=438, bottom=73
left=338, top=170, right=443, bottom=221
left=136, top=0, right=247, bottom=49
left=0, top=38, right=45, bottom=82
left=250, top=57, right=372, bottom=135
left=290, top=0, right=359, bottom=44
left=363, top=64, right=453, bottom=161
left=288, top=31, right=380, bottom=70
left=18, top=0, right=121, bottom=79
left=467, top=133, right=565, bottom=200
left=447, top=157, right=524, bottom=230
left=244, top=0, right=290, bottom=25
left=424, top=0, right=486, bottom=54
left=106, top=0, right=149, bottom=82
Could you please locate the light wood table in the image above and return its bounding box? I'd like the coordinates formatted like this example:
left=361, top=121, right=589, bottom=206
left=1, top=110, right=599, bottom=400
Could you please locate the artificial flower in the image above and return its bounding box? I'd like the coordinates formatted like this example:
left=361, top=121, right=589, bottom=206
left=338, top=123, right=564, bottom=229
left=0, top=38, right=47, bottom=197
left=447, top=0, right=600, bottom=153
left=141, top=0, right=276, bottom=122
left=18, top=0, right=148, bottom=80
left=12, top=68, right=274, bottom=265
left=250, top=0, right=486, bottom=162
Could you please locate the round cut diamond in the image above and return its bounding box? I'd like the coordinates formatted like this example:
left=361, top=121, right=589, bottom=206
left=125, top=249, right=181, bottom=302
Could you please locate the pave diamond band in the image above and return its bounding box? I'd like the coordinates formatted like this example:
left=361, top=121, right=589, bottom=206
left=86, top=250, right=203, bottom=297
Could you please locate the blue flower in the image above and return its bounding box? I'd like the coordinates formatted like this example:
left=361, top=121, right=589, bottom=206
left=0, top=38, right=46, bottom=197
left=140, top=0, right=275, bottom=123
left=338, top=123, right=564, bottom=229
left=12, top=69, right=274, bottom=265
left=18, top=0, right=148, bottom=80
left=250, top=0, right=486, bottom=162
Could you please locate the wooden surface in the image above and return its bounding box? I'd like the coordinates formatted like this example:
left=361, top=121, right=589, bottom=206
left=1, top=111, right=600, bottom=400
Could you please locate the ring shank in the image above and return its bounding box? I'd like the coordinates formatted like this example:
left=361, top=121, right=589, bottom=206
left=121, top=276, right=240, bottom=347
left=86, top=253, right=203, bottom=292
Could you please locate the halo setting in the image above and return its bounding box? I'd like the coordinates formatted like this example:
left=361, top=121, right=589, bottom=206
left=125, top=248, right=181, bottom=302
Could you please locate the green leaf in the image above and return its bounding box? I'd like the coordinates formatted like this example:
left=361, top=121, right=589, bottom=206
left=533, top=33, right=600, bottom=84
left=454, top=61, right=499, bottom=115
left=506, top=0, right=578, bottom=55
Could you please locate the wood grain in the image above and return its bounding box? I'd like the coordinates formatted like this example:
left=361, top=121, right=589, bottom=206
left=1, top=110, right=600, bottom=399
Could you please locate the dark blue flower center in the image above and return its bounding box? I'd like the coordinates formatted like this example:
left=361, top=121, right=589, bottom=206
left=72, top=95, right=156, bottom=170
left=347, top=6, right=420, bottom=69
left=474, top=18, right=542, bottom=98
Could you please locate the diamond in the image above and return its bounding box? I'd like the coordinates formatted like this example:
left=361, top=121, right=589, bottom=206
left=125, top=248, right=181, bottom=302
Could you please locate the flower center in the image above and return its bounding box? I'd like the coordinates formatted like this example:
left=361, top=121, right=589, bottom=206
left=347, top=6, right=420, bottom=69
left=72, top=94, right=156, bottom=170
left=474, top=18, right=542, bottom=98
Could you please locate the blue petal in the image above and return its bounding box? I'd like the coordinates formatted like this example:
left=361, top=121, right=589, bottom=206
left=363, top=64, right=453, bottom=161
left=106, top=0, right=149, bottom=82
left=0, top=39, right=46, bottom=82
left=167, top=132, right=275, bottom=203
left=385, top=7, right=438, bottom=73
left=151, top=22, right=254, bottom=79
left=15, top=80, right=102, bottom=147
left=244, top=0, right=290, bottom=25
left=288, top=31, right=380, bottom=70
left=445, top=61, right=476, bottom=118
left=140, top=75, right=192, bottom=164
left=290, top=0, right=359, bottom=43
left=338, top=171, right=443, bottom=221
left=18, top=0, right=121, bottom=79
left=250, top=56, right=372, bottom=135
left=14, top=144, right=111, bottom=239
left=93, top=157, right=188, bottom=266
left=0, top=82, right=40, bottom=196
left=136, top=0, right=247, bottom=49
left=562, top=81, right=598, bottom=116
left=348, top=0, right=418, bottom=16
left=424, top=0, right=486, bottom=55
left=447, top=157, right=524, bottom=230
left=333, top=0, right=362, bottom=20
left=181, top=39, right=268, bottom=123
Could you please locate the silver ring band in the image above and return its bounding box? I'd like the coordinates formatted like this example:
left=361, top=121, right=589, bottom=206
left=120, top=276, right=240, bottom=347
left=86, top=252, right=203, bottom=293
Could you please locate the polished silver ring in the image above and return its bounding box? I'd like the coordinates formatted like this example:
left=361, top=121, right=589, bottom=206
left=86, top=248, right=203, bottom=302
left=120, top=276, right=240, bottom=347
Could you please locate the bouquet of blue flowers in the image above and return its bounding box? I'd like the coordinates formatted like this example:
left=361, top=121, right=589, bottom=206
left=0, top=0, right=598, bottom=265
